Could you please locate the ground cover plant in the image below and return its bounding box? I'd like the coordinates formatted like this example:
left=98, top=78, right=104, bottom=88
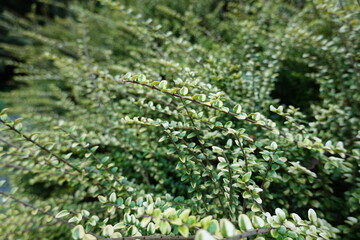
left=0, top=0, right=359, bottom=239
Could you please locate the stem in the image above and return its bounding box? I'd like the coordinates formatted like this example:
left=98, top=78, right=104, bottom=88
left=235, top=134, right=248, bottom=213
left=103, top=228, right=273, bottom=240
left=223, top=228, right=272, bottom=240
left=0, top=190, right=103, bottom=239
left=161, top=128, right=208, bottom=211
left=0, top=120, right=82, bottom=172
left=180, top=138, right=227, bottom=215
left=222, top=152, right=234, bottom=212
left=60, top=128, right=124, bottom=188
left=180, top=98, right=228, bottom=216
left=0, top=119, right=106, bottom=192
left=261, top=152, right=275, bottom=190
left=0, top=190, right=71, bottom=226
left=103, top=236, right=194, bottom=240
left=0, top=138, right=75, bottom=176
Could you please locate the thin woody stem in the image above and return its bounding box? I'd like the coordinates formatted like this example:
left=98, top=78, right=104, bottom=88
left=236, top=136, right=248, bottom=213
left=102, top=236, right=194, bottom=240
left=180, top=138, right=227, bottom=215
left=222, top=152, right=234, bottom=213
left=0, top=119, right=82, bottom=173
left=0, top=119, right=107, bottom=193
left=261, top=151, right=276, bottom=190
left=179, top=98, right=228, bottom=216
left=0, top=190, right=103, bottom=239
left=60, top=128, right=124, bottom=188
left=161, top=128, right=208, bottom=211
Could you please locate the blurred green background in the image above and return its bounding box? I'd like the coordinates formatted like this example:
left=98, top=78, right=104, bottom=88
left=0, top=0, right=71, bottom=111
left=0, top=0, right=321, bottom=114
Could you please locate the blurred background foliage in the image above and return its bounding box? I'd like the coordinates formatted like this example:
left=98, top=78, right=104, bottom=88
left=0, top=0, right=336, bottom=115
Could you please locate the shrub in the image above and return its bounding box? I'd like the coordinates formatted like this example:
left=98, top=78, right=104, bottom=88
left=0, top=0, right=359, bottom=239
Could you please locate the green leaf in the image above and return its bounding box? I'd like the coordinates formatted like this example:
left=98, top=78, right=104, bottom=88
left=178, top=225, right=189, bottom=237
left=109, top=192, right=117, bottom=203
left=179, top=209, right=191, bottom=222
left=114, top=223, right=125, bottom=230
left=214, top=100, right=223, bottom=107
left=195, top=230, right=216, bottom=240
left=170, top=218, right=182, bottom=226
left=68, top=217, right=79, bottom=223
left=81, top=210, right=90, bottom=217
left=90, top=146, right=98, bottom=152
left=150, top=81, right=160, bottom=86
left=288, top=231, right=298, bottom=238
left=252, top=216, right=265, bottom=228
left=159, top=136, right=167, bottom=142
left=236, top=113, right=247, bottom=120
left=111, top=232, right=122, bottom=238
left=124, top=72, right=132, bottom=79
left=270, top=142, right=278, bottom=150
left=200, top=216, right=212, bottom=229
left=242, top=191, right=251, bottom=199
left=98, top=195, right=107, bottom=203
left=220, top=219, right=236, bottom=237
left=254, top=237, right=265, bottom=240
left=147, top=222, right=156, bottom=235
left=198, top=94, right=206, bottom=102
left=153, top=208, right=162, bottom=217
left=0, top=114, right=8, bottom=121
left=291, top=213, right=302, bottom=222
left=159, top=80, right=168, bottom=89
left=187, top=216, right=197, bottom=225
left=275, top=208, right=286, bottom=222
left=208, top=220, right=219, bottom=234
left=14, top=123, right=22, bottom=131
left=238, top=214, right=253, bottom=231
left=71, top=225, right=85, bottom=240
left=83, top=234, right=97, bottom=240
left=234, top=104, right=242, bottom=114
left=308, top=208, right=317, bottom=223
left=0, top=108, right=8, bottom=115
left=284, top=220, right=296, bottom=230
left=180, top=87, right=189, bottom=95
left=163, top=207, right=176, bottom=218
left=116, top=197, right=124, bottom=206
left=212, top=146, right=224, bottom=153
left=103, top=225, right=114, bottom=237
left=56, top=210, right=69, bottom=218
left=0, top=180, right=5, bottom=187
left=128, top=226, right=139, bottom=236
left=278, top=226, right=286, bottom=234
left=136, top=207, right=145, bottom=217
left=270, top=229, right=278, bottom=238
left=146, top=203, right=154, bottom=215
left=125, top=197, right=132, bottom=206
left=138, top=74, right=146, bottom=82
left=159, top=221, right=171, bottom=234
left=187, top=132, right=196, bottom=139
left=242, top=172, right=252, bottom=182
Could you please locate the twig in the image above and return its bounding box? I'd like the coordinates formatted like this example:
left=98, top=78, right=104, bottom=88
left=222, top=152, right=234, bottom=212
left=60, top=128, right=124, bottom=188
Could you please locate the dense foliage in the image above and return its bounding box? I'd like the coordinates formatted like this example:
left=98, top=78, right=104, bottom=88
left=0, top=0, right=359, bottom=239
